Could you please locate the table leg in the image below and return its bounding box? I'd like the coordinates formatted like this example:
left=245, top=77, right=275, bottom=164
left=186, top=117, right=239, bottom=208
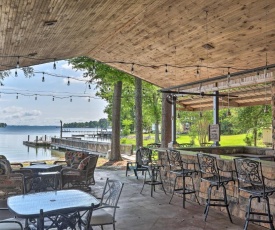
left=183, top=176, right=186, bottom=208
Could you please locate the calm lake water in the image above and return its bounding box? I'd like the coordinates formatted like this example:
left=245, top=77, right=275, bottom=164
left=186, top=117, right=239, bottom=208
left=0, top=126, right=109, bottom=163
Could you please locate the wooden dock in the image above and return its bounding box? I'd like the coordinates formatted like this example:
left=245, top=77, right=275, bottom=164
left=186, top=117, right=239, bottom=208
left=23, top=141, right=51, bottom=148
left=62, top=130, right=112, bottom=138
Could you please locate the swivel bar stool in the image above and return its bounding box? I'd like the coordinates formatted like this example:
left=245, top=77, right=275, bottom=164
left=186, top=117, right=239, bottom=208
left=197, top=153, right=235, bottom=222
left=167, top=149, right=200, bottom=208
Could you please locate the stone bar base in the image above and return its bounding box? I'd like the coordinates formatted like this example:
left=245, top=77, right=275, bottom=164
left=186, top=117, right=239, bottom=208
left=157, top=148, right=275, bottom=228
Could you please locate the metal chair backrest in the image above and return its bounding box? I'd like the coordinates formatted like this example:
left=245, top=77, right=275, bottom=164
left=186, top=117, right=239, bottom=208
left=38, top=204, right=94, bottom=230
left=136, top=147, right=152, bottom=167
left=166, top=149, right=183, bottom=171
left=234, top=158, right=264, bottom=186
left=197, top=153, right=219, bottom=177
left=100, top=179, right=124, bottom=207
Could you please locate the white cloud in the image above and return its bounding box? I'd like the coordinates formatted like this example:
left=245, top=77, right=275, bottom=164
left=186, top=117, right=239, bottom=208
left=1, top=106, right=41, bottom=120
left=61, top=63, right=73, bottom=70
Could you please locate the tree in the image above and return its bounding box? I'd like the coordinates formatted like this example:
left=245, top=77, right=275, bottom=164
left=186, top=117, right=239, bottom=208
left=69, top=57, right=131, bottom=161
left=237, top=105, right=271, bottom=146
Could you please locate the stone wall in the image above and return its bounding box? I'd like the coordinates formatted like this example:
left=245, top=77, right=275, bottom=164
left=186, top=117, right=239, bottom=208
left=158, top=149, right=275, bottom=228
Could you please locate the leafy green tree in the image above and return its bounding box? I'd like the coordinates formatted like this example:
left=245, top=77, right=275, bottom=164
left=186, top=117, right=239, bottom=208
left=69, top=57, right=132, bottom=160
left=237, top=105, right=271, bottom=146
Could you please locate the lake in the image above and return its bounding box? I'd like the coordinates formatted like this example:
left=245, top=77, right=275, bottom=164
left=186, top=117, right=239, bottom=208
left=0, top=126, right=109, bottom=163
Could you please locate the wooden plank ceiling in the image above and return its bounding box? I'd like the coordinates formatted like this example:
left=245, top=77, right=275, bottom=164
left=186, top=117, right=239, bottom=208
left=1, top=0, right=275, bottom=110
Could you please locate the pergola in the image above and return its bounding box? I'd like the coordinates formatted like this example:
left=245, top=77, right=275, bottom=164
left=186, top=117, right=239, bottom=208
left=1, top=1, right=275, bottom=145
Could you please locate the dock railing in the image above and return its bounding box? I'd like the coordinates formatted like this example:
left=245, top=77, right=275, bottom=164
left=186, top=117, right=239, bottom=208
left=51, top=137, right=133, bottom=156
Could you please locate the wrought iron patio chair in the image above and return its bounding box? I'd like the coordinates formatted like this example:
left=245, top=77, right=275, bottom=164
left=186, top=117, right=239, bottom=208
left=126, top=147, right=152, bottom=179
left=36, top=204, right=94, bottom=230
left=90, top=179, right=124, bottom=230
left=234, top=158, right=275, bottom=230
left=167, top=149, right=200, bottom=208
left=197, top=153, right=235, bottom=222
left=61, top=154, right=98, bottom=191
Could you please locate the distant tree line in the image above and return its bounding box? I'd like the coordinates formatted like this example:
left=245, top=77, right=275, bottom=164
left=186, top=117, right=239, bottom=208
left=63, top=118, right=109, bottom=129
left=0, top=123, right=7, bottom=127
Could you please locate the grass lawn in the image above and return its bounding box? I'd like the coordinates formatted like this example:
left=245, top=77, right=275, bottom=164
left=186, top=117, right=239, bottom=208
left=121, top=133, right=266, bottom=148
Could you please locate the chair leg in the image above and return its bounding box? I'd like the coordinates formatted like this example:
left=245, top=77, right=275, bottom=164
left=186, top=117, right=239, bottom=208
left=244, top=195, right=253, bottom=230
left=158, top=169, right=166, bottom=194
left=134, top=169, right=138, bottom=179
left=113, top=223, right=116, bottom=230
left=204, top=184, right=213, bottom=221
left=221, top=184, right=232, bottom=223
left=169, top=176, right=178, bottom=204
left=265, top=196, right=274, bottom=230
left=140, top=171, right=147, bottom=194
left=190, top=176, right=200, bottom=205
left=101, top=225, right=104, bottom=230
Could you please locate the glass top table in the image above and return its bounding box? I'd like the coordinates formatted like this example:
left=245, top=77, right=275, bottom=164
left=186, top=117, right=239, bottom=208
left=23, top=164, right=62, bottom=173
left=7, top=189, right=100, bottom=218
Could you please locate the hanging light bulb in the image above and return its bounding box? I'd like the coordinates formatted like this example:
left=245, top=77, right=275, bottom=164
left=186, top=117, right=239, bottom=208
left=53, top=59, right=56, bottom=69
left=227, top=108, right=231, bottom=116
left=16, top=56, right=20, bottom=68
left=165, top=64, right=168, bottom=73
left=88, top=84, right=91, bottom=89
left=15, top=70, right=18, bottom=77
left=199, top=111, right=203, bottom=118
left=0, top=82, right=3, bottom=86
left=196, top=66, right=200, bottom=76
left=88, top=97, right=90, bottom=102
left=131, top=63, right=134, bottom=74
left=42, top=72, right=45, bottom=82
left=70, top=96, right=72, bottom=102
left=52, top=96, right=54, bottom=101
left=35, top=95, right=37, bottom=100
left=67, top=77, right=70, bottom=86
left=227, top=67, right=231, bottom=78
left=177, top=112, right=181, bottom=119
left=16, top=93, right=18, bottom=99
left=264, top=105, right=268, bottom=113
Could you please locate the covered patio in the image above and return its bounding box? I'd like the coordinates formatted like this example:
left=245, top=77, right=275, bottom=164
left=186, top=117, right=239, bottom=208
left=0, top=166, right=266, bottom=229
left=1, top=1, right=275, bottom=229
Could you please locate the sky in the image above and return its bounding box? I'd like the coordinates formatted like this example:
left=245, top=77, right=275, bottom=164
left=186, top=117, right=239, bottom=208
left=0, top=61, right=107, bottom=126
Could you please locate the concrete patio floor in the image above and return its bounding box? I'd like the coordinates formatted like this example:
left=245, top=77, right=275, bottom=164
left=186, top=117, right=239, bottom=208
left=90, top=168, right=266, bottom=230
left=0, top=167, right=267, bottom=230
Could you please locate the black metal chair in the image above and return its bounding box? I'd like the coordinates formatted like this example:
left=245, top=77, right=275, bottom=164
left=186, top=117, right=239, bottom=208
left=37, top=204, right=94, bottom=230
left=197, top=153, right=235, bottom=222
left=126, top=147, right=152, bottom=179
left=234, top=158, right=275, bottom=230
left=90, top=179, right=124, bottom=230
left=167, top=149, right=200, bottom=208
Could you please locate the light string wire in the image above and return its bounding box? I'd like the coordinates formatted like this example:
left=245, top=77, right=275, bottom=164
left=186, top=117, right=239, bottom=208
left=0, top=55, right=264, bottom=73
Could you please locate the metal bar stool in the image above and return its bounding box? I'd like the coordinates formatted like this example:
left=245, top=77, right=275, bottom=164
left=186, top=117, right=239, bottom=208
left=197, top=153, right=235, bottom=222
left=234, top=158, right=275, bottom=230
left=167, top=149, right=200, bottom=208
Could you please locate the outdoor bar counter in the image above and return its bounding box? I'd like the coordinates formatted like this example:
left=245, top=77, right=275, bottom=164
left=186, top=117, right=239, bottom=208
left=157, top=146, right=275, bottom=228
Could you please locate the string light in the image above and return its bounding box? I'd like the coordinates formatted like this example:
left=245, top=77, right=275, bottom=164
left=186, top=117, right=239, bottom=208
left=88, top=84, right=91, bottom=89
left=16, top=93, right=18, bottom=99
left=70, top=96, right=72, bottom=102
left=88, top=97, right=90, bottom=102
left=15, top=70, right=18, bottom=77
left=227, top=67, right=231, bottom=78
left=196, top=66, right=200, bottom=76
left=131, top=63, right=134, bottom=74
left=53, top=59, right=56, bottom=69
left=52, top=96, right=54, bottom=101
left=165, top=64, right=168, bottom=73
left=42, top=72, right=45, bottom=82
left=35, top=94, right=37, bottom=100
left=67, top=77, right=70, bottom=86
left=16, top=56, right=20, bottom=68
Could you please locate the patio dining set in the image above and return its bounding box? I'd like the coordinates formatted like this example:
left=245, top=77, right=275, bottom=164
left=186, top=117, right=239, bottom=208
left=126, top=146, right=275, bottom=230
left=0, top=152, right=124, bottom=230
